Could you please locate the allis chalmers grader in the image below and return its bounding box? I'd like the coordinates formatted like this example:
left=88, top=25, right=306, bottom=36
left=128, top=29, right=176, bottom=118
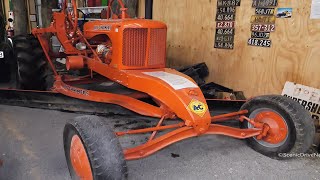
left=10, top=0, right=315, bottom=179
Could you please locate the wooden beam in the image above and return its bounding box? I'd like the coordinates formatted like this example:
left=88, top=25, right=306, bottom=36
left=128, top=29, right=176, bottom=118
left=12, top=0, right=28, bottom=35
left=0, top=1, right=3, bottom=14
left=137, top=0, right=145, bottom=18
left=41, top=0, right=57, bottom=28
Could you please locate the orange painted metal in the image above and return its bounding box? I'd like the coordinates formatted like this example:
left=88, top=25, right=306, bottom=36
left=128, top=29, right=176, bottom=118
left=63, top=0, right=78, bottom=38
left=211, top=110, right=248, bottom=122
left=91, top=67, right=211, bottom=133
left=70, top=135, right=93, bottom=180
left=124, top=127, right=197, bottom=160
left=54, top=78, right=165, bottom=118
left=66, top=56, right=85, bottom=70
left=33, top=13, right=80, bottom=54
left=148, top=116, right=165, bottom=142
left=250, top=111, right=288, bottom=144
left=205, top=124, right=262, bottom=138
left=34, top=34, right=58, bottom=76
left=83, top=20, right=167, bottom=70
left=123, top=123, right=265, bottom=160
left=106, top=0, right=129, bottom=19
left=116, top=123, right=185, bottom=136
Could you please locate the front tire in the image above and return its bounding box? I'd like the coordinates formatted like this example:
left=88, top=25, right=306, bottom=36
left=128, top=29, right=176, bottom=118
left=63, top=116, right=128, bottom=180
left=240, top=95, right=315, bottom=159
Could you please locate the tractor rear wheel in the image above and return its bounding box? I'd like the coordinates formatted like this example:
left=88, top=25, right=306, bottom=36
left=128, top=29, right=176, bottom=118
left=63, top=116, right=128, bottom=180
left=13, top=35, right=48, bottom=90
left=0, top=42, right=14, bottom=83
left=240, top=95, right=315, bottom=159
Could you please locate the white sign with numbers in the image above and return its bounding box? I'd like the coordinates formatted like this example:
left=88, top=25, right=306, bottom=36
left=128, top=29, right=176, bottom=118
left=143, top=71, right=198, bottom=90
left=311, top=0, right=320, bottom=19
left=0, top=51, right=4, bottom=58
left=282, top=81, right=320, bottom=120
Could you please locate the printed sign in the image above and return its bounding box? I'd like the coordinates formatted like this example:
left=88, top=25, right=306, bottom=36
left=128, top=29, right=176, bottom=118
left=248, top=38, right=272, bottom=47
left=214, top=42, right=234, bottom=49
left=251, top=24, right=275, bottom=32
left=311, top=0, right=320, bottom=19
left=282, top=81, right=320, bottom=121
left=255, top=8, right=275, bottom=15
left=217, top=6, right=236, bottom=14
left=216, top=21, right=235, bottom=29
left=251, top=32, right=270, bottom=39
left=216, top=28, right=235, bottom=35
left=215, top=35, right=234, bottom=43
left=252, top=0, right=278, bottom=7
left=143, top=71, right=198, bottom=90
left=0, top=51, right=3, bottom=59
left=187, top=99, right=208, bottom=117
left=276, top=8, right=292, bottom=18
left=62, top=84, right=89, bottom=96
left=93, top=25, right=111, bottom=31
left=250, top=15, right=276, bottom=23
left=216, top=14, right=236, bottom=21
left=217, top=0, right=241, bottom=7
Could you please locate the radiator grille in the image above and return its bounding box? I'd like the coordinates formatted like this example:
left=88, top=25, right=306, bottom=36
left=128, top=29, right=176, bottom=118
left=148, top=28, right=166, bottom=66
left=122, top=28, right=148, bottom=66
left=122, top=28, right=166, bottom=68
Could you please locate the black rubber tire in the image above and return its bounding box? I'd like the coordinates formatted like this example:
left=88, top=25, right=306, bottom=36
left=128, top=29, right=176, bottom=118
left=63, top=115, right=128, bottom=180
left=0, top=42, right=14, bottom=83
left=12, top=34, right=48, bottom=90
left=240, top=95, right=315, bottom=159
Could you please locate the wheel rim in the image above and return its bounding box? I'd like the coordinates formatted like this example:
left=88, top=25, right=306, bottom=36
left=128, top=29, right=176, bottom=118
left=248, top=108, right=289, bottom=148
left=70, top=135, right=93, bottom=180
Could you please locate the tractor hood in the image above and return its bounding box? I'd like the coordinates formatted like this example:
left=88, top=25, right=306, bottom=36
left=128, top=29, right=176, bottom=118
left=83, top=19, right=167, bottom=34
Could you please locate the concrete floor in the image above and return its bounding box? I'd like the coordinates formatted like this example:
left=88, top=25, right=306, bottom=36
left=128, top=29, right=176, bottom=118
left=0, top=105, right=319, bottom=180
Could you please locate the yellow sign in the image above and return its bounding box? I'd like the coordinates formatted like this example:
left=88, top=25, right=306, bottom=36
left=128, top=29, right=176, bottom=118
left=250, top=15, right=276, bottom=24
left=187, top=99, right=208, bottom=117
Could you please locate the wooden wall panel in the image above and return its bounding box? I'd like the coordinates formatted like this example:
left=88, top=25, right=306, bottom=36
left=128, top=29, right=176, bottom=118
left=4, top=0, right=9, bottom=24
left=138, top=0, right=145, bottom=17
left=153, top=0, right=320, bottom=97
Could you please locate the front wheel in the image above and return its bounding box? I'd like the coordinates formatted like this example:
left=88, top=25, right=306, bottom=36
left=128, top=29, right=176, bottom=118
left=63, top=116, right=128, bottom=180
left=240, top=95, right=315, bottom=159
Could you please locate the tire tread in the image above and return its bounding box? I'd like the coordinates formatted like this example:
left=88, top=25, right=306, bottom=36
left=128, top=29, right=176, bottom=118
left=13, top=34, right=48, bottom=90
left=64, top=116, right=128, bottom=180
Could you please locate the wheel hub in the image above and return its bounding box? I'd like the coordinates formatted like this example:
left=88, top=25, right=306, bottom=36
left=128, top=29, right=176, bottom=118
left=254, top=111, right=288, bottom=144
left=70, top=135, right=93, bottom=180
left=249, top=108, right=289, bottom=147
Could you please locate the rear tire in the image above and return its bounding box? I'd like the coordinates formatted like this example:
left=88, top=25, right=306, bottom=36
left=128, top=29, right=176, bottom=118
left=240, top=95, right=315, bottom=159
left=63, top=116, right=128, bottom=180
left=0, top=42, right=13, bottom=83
left=13, top=35, right=48, bottom=90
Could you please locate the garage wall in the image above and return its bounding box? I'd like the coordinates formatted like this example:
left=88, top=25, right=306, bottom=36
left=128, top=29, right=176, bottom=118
left=28, top=0, right=37, bottom=30
left=153, top=0, right=320, bottom=97
left=3, top=0, right=34, bottom=32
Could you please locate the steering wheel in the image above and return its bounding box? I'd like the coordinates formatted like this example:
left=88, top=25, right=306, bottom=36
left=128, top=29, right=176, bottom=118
left=62, top=0, right=78, bottom=38
left=106, top=0, right=130, bottom=19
